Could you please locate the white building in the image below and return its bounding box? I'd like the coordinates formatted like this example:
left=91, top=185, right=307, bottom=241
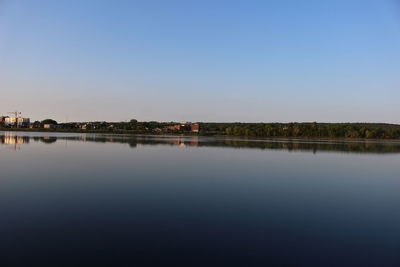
left=5, top=117, right=30, bottom=127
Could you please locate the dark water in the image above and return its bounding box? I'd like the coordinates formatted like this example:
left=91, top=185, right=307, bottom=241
left=1, top=131, right=400, bottom=266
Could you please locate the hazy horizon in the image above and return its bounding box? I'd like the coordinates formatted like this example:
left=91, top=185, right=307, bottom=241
left=1, top=0, right=399, bottom=123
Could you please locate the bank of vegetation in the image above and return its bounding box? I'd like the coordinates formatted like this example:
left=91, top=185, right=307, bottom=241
left=1, top=121, right=400, bottom=139
left=213, top=122, right=400, bottom=139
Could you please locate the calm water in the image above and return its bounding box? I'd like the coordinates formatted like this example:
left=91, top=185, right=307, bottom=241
left=1, top=131, right=400, bottom=266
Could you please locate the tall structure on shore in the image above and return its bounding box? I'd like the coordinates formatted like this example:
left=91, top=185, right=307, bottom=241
left=4, top=117, right=30, bottom=127
left=7, top=111, right=22, bottom=127
left=1, top=112, right=30, bottom=127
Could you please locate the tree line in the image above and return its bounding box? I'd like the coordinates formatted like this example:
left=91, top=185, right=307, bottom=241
left=2, top=119, right=400, bottom=139
left=218, top=122, right=400, bottom=139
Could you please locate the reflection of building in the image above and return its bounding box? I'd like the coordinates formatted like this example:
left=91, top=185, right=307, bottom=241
left=0, top=133, right=30, bottom=145
left=166, top=137, right=199, bottom=147
left=189, top=136, right=199, bottom=146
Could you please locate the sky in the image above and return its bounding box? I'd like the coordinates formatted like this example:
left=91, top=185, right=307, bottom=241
left=0, top=0, right=399, bottom=123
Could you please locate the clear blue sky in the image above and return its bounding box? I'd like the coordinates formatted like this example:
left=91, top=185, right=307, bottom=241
left=1, top=0, right=399, bottom=123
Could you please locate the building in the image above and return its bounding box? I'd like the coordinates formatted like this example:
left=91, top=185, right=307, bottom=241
left=164, top=122, right=200, bottom=132
left=165, top=124, right=184, bottom=131
left=4, top=117, right=30, bottom=127
left=43, top=124, right=57, bottom=129
left=191, top=123, right=200, bottom=132
left=0, top=116, right=8, bottom=126
left=81, top=123, right=98, bottom=130
left=29, top=121, right=41, bottom=129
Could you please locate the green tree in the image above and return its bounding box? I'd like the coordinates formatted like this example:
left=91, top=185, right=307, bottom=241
left=129, top=119, right=138, bottom=130
left=41, top=119, right=58, bottom=125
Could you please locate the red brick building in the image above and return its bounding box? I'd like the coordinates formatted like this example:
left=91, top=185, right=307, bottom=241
left=191, top=123, right=200, bottom=132
left=164, top=123, right=200, bottom=132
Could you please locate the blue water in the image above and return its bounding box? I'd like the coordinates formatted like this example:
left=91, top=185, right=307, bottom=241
left=1, top=132, right=400, bottom=266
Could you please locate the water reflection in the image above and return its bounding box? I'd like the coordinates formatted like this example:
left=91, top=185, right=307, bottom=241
left=1, top=131, right=400, bottom=154
left=0, top=132, right=30, bottom=150
left=1, top=132, right=400, bottom=266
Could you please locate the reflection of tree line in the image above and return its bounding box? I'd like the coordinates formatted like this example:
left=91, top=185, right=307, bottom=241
left=60, top=135, right=201, bottom=148
left=198, top=139, right=400, bottom=154
left=2, top=134, right=400, bottom=154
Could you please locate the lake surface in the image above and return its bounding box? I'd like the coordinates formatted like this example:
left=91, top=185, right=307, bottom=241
left=1, top=131, right=400, bottom=266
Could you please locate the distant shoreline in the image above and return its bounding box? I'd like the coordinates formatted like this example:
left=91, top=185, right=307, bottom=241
left=1, top=128, right=400, bottom=142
